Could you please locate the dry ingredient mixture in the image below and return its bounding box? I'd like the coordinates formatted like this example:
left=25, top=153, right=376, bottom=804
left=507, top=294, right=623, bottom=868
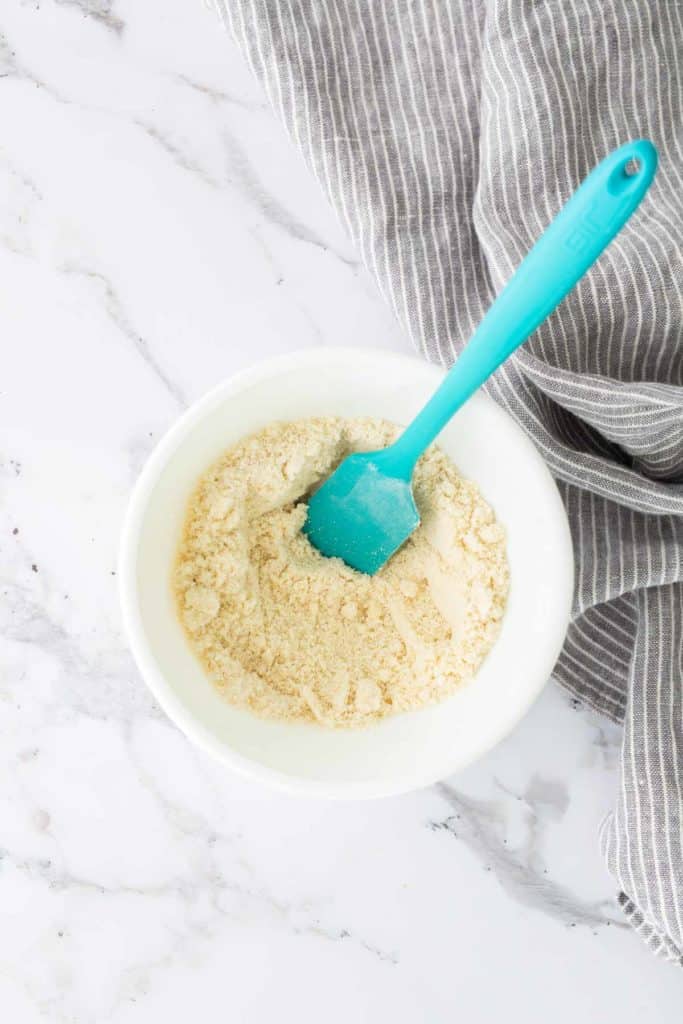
left=174, top=418, right=509, bottom=728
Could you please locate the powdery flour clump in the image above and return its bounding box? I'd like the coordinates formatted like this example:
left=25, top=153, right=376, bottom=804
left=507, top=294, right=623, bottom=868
left=174, top=418, right=508, bottom=728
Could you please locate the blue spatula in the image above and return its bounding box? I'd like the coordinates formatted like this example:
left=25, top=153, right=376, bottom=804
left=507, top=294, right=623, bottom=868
left=304, top=140, right=657, bottom=574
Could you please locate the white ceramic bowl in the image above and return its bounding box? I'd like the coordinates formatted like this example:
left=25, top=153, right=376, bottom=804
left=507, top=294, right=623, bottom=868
left=120, top=347, right=573, bottom=798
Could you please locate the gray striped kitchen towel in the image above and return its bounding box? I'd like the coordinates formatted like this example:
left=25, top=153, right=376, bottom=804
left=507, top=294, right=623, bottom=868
left=216, top=0, right=683, bottom=961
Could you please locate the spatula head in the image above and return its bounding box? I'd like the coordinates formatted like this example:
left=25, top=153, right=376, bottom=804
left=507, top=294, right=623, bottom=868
left=303, top=451, right=420, bottom=575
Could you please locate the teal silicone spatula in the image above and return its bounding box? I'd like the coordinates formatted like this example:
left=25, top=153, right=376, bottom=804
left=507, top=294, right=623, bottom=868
left=304, top=139, right=658, bottom=574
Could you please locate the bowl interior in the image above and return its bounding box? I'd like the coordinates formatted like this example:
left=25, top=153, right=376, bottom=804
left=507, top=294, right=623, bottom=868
left=122, top=349, right=573, bottom=797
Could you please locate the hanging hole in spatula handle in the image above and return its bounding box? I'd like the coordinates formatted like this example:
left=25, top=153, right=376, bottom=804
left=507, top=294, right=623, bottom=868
left=607, top=139, right=658, bottom=197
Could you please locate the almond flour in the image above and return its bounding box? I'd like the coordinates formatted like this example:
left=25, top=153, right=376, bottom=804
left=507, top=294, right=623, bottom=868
left=174, top=417, right=509, bottom=728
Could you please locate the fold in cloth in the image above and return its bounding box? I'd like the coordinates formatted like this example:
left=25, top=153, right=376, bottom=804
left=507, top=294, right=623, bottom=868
left=217, top=0, right=683, bottom=961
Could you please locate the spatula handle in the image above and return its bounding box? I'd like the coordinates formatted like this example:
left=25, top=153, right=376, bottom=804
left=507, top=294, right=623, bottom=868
left=390, top=139, right=657, bottom=473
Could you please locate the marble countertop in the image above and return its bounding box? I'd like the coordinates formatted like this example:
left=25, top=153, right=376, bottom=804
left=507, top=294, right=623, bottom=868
left=1, top=2, right=681, bottom=1020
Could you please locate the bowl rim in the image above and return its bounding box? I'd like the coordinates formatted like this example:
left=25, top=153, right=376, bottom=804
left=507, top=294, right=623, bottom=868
left=119, top=346, right=574, bottom=799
